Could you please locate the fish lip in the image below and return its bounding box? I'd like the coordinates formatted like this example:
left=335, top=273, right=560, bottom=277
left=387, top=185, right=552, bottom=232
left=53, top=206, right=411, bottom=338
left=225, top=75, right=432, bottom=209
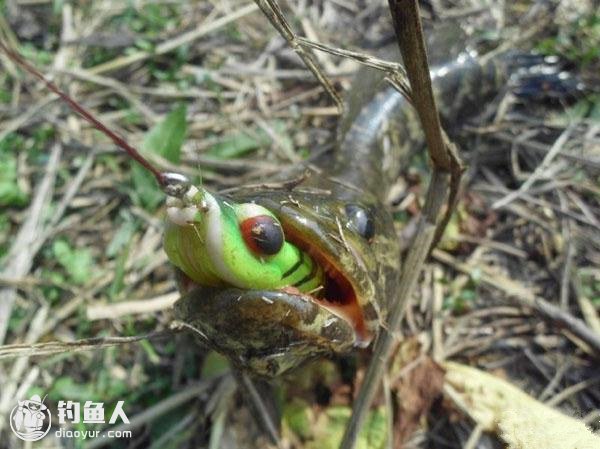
left=173, top=283, right=356, bottom=376
left=277, top=221, right=372, bottom=346
left=176, top=272, right=366, bottom=348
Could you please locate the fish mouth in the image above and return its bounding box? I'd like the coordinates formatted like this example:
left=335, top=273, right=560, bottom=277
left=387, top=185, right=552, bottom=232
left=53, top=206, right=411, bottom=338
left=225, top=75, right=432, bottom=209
left=172, top=194, right=376, bottom=375
left=174, top=216, right=373, bottom=349
left=280, top=223, right=371, bottom=346
left=170, top=187, right=379, bottom=375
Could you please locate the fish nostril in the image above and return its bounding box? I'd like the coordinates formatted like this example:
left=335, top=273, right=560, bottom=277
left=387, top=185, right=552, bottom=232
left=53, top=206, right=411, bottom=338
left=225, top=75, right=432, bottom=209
left=344, top=204, right=375, bottom=240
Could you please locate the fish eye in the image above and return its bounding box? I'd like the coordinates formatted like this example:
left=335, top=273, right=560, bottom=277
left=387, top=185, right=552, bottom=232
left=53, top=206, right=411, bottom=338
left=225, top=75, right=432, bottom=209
left=240, top=215, right=284, bottom=255
left=345, top=204, right=375, bottom=240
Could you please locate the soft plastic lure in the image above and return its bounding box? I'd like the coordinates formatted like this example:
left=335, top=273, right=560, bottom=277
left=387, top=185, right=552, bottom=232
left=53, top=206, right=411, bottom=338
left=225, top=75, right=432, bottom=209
left=162, top=178, right=324, bottom=293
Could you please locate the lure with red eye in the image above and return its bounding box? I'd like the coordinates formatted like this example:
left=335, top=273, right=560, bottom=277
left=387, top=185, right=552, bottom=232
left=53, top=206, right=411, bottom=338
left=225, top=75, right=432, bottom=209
left=240, top=215, right=284, bottom=256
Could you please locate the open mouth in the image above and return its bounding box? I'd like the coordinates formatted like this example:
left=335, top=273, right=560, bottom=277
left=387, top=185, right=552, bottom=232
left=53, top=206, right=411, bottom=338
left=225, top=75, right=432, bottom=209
left=282, top=225, right=372, bottom=346
left=172, top=207, right=373, bottom=348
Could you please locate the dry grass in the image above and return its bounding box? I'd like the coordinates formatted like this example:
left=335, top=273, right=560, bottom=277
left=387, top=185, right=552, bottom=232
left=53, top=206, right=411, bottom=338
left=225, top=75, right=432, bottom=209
left=0, top=0, right=598, bottom=448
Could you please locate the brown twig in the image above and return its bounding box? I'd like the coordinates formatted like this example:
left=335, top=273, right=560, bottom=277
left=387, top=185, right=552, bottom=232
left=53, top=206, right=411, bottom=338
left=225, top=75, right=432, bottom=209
left=296, top=36, right=411, bottom=96
left=252, top=0, right=343, bottom=112
left=86, top=292, right=179, bottom=321
left=0, top=330, right=176, bottom=360
left=340, top=2, right=463, bottom=447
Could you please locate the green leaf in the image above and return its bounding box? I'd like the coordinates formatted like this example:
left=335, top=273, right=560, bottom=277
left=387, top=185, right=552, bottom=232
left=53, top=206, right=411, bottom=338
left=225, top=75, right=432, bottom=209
left=283, top=403, right=388, bottom=449
left=26, top=386, right=46, bottom=401
left=207, top=121, right=291, bottom=160
left=145, top=104, right=187, bottom=164
left=133, top=104, right=187, bottom=210
left=0, top=213, right=8, bottom=260
left=0, top=88, right=11, bottom=104
left=49, top=377, right=99, bottom=402
left=282, top=399, right=312, bottom=440
left=208, top=131, right=264, bottom=159
left=361, top=407, right=387, bottom=449
left=140, top=339, right=161, bottom=364
left=108, top=242, right=129, bottom=299
left=550, top=94, right=600, bottom=126
left=52, top=240, right=93, bottom=285
left=106, top=215, right=136, bottom=298
left=132, top=164, right=163, bottom=211
left=40, top=269, right=66, bottom=303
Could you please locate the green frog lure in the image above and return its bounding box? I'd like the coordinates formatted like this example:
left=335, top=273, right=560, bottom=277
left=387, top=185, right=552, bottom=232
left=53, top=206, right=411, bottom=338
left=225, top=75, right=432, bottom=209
left=162, top=175, right=324, bottom=294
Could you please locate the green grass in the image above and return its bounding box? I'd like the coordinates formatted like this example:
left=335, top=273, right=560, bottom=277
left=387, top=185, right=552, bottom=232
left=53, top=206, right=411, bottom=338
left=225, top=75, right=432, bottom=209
left=536, top=12, right=600, bottom=66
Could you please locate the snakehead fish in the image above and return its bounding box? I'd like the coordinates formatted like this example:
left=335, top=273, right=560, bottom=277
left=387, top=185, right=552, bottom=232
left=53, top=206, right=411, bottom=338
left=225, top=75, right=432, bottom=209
left=168, top=32, right=530, bottom=377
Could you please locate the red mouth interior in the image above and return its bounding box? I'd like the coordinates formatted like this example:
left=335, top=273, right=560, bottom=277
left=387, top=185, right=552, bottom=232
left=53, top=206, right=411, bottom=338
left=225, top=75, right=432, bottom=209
left=283, top=226, right=371, bottom=345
